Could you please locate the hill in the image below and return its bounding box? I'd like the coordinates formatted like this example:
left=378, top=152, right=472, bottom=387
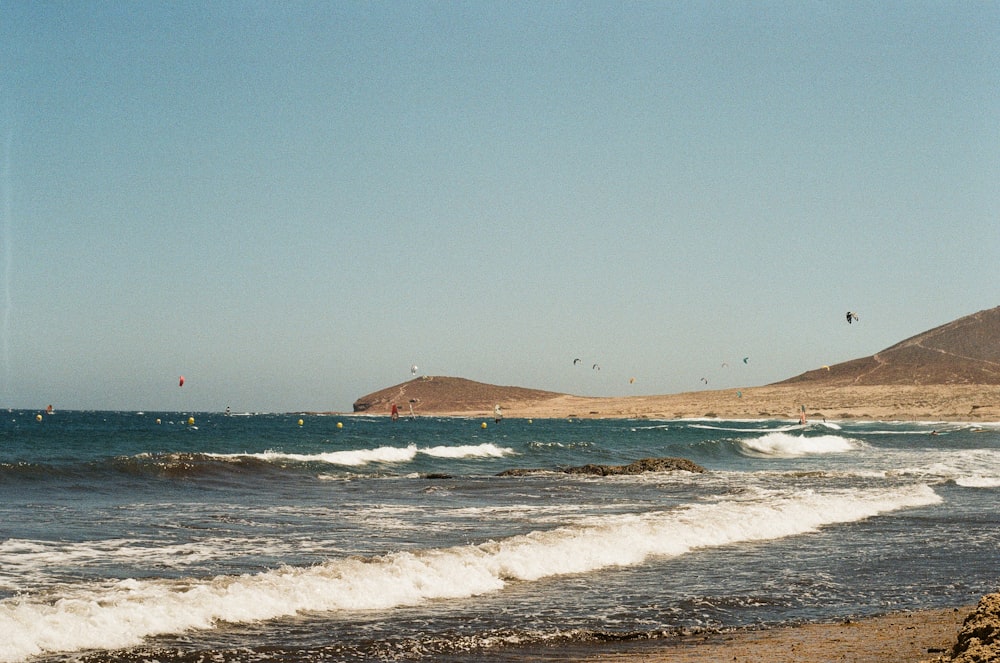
left=352, top=376, right=564, bottom=414
left=777, top=305, right=1000, bottom=386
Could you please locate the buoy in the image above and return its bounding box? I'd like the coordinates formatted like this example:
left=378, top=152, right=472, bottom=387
left=187, top=416, right=195, bottom=426
left=298, top=419, right=304, bottom=426
left=481, top=422, right=487, bottom=429
left=336, top=422, right=343, bottom=429
left=36, top=414, right=42, bottom=422
left=156, top=418, right=161, bottom=425
left=528, top=419, right=533, bottom=424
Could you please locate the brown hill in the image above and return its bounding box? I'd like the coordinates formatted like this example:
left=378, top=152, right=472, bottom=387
left=777, top=305, right=1000, bottom=386
left=352, top=376, right=564, bottom=414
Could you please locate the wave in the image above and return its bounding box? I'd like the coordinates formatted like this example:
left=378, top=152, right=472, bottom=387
left=690, top=423, right=806, bottom=433
left=738, top=432, right=858, bottom=457
left=0, top=484, right=940, bottom=662
left=888, top=449, right=1000, bottom=487
left=209, top=442, right=515, bottom=467
left=0, top=444, right=517, bottom=482
left=955, top=476, right=1000, bottom=488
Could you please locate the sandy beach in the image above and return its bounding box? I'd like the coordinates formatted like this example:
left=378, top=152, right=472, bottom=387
left=576, top=607, right=969, bottom=662
left=587, top=591, right=1000, bottom=663
left=391, top=383, right=1000, bottom=423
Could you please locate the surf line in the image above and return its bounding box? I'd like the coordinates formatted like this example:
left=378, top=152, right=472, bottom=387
left=0, top=485, right=940, bottom=662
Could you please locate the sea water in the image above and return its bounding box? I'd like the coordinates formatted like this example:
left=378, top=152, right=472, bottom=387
left=1, top=412, right=998, bottom=661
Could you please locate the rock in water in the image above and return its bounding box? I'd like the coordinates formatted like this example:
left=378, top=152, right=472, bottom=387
left=498, top=457, right=705, bottom=477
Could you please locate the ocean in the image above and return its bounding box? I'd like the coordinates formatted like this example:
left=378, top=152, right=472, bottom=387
left=1, top=411, right=998, bottom=662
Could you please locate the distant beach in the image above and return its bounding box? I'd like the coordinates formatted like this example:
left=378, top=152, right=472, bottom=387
left=354, top=383, right=1000, bottom=423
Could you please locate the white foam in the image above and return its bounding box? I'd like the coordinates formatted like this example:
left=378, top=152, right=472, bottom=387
left=896, top=449, right=1000, bottom=489
left=955, top=476, right=1000, bottom=488
left=740, top=432, right=857, bottom=457
left=0, top=484, right=940, bottom=662
left=690, top=423, right=806, bottom=433
left=421, top=443, right=512, bottom=459
left=208, top=442, right=514, bottom=467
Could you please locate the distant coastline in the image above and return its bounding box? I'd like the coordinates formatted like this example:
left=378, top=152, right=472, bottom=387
left=348, top=306, right=1000, bottom=421
left=346, top=377, right=1000, bottom=422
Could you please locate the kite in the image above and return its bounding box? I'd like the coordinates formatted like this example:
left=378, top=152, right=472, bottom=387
left=743, top=357, right=749, bottom=364
left=629, top=377, right=635, bottom=384
left=700, top=377, right=708, bottom=384
left=573, top=358, right=581, bottom=365
left=592, top=364, right=600, bottom=371
left=411, top=365, right=418, bottom=375
left=846, top=311, right=859, bottom=324
left=179, top=376, right=185, bottom=387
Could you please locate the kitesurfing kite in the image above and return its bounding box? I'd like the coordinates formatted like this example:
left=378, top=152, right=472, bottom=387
left=410, top=365, right=418, bottom=375
left=629, top=377, right=635, bottom=384
left=573, top=358, right=581, bottom=365
left=179, top=376, right=185, bottom=387
left=846, top=311, right=859, bottom=324
left=592, top=364, right=600, bottom=371
left=743, top=357, right=749, bottom=364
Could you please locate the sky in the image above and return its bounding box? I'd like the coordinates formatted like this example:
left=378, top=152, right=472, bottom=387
left=1, top=1, right=998, bottom=413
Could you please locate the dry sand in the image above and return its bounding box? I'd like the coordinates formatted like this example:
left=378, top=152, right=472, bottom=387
left=575, top=608, right=969, bottom=662
left=417, top=384, right=1000, bottom=423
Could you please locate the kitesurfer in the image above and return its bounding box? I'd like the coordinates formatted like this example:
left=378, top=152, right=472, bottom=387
left=493, top=404, right=503, bottom=423
left=390, top=403, right=399, bottom=421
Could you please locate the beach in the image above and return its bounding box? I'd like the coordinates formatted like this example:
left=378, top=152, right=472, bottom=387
left=579, top=607, right=970, bottom=662
left=394, top=383, right=1000, bottom=423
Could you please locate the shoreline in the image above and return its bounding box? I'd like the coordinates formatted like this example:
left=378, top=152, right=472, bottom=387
left=342, top=384, right=1000, bottom=422
left=567, top=606, right=973, bottom=663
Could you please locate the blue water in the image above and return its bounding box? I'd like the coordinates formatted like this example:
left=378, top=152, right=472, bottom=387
left=1, top=411, right=998, bottom=661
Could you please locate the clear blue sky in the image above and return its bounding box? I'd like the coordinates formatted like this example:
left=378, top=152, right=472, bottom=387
left=2, top=2, right=998, bottom=412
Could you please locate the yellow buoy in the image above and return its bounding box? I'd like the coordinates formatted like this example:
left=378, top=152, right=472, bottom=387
left=528, top=419, right=533, bottom=424
left=187, top=417, right=195, bottom=426
left=481, top=422, right=487, bottom=429
left=298, top=419, right=304, bottom=426
left=156, top=418, right=161, bottom=425
left=336, top=422, right=343, bottom=429
left=36, top=414, right=42, bottom=422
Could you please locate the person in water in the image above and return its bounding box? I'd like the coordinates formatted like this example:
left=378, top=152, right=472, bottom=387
left=390, top=403, right=399, bottom=421
left=493, top=404, right=502, bottom=424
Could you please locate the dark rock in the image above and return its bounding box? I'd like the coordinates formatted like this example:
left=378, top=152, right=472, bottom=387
left=498, top=457, right=706, bottom=477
